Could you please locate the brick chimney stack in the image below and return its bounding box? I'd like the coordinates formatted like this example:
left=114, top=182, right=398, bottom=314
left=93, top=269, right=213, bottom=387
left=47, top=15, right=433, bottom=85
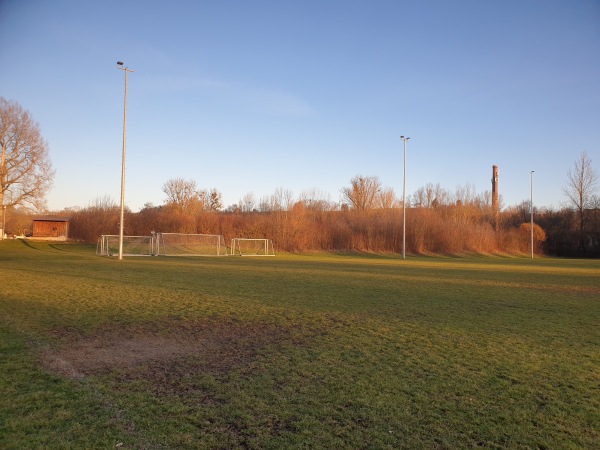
left=492, top=165, right=499, bottom=229
left=492, top=165, right=499, bottom=212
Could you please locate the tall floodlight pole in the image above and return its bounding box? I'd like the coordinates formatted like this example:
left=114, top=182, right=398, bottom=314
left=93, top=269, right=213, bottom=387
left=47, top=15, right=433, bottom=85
left=116, top=61, right=134, bottom=260
left=1, top=144, right=5, bottom=240
left=530, top=170, right=535, bottom=259
left=400, top=135, right=410, bottom=259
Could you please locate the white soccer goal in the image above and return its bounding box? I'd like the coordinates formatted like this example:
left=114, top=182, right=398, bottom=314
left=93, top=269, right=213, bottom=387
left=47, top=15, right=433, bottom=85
left=96, top=235, right=155, bottom=257
left=230, top=238, right=275, bottom=256
left=156, top=233, right=227, bottom=256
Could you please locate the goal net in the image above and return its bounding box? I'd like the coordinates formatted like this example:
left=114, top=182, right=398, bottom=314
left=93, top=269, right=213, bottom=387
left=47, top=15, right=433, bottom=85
left=230, top=238, right=275, bottom=256
left=156, top=233, right=227, bottom=256
left=96, top=235, right=155, bottom=256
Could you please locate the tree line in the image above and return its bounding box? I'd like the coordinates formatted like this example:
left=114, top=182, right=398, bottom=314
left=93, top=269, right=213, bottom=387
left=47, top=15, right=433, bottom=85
left=19, top=158, right=593, bottom=257
left=2, top=98, right=599, bottom=256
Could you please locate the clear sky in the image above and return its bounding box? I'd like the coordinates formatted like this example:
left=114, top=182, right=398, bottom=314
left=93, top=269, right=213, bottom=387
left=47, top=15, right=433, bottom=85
left=1, top=0, right=599, bottom=212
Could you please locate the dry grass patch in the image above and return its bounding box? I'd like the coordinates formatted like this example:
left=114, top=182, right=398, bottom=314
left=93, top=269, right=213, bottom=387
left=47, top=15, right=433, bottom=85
left=40, top=318, right=291, bottom=385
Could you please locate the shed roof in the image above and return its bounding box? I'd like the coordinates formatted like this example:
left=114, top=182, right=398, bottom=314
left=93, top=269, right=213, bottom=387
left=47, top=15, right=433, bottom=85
left=33, top=216, right=71, bottom=222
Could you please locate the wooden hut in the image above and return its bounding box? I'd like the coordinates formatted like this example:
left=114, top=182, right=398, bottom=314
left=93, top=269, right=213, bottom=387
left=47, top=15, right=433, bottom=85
left=32, top=216, right=70, bottom=240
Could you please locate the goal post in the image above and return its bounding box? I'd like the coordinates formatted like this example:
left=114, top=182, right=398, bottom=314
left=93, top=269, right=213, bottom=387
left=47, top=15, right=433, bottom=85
left=96, top=235, right=155, bottom=257
left=96, top=233, right=277, bottom=257
left=156, top=232, right=227, bottom=256
left=230, top=238, right=275, bottom=256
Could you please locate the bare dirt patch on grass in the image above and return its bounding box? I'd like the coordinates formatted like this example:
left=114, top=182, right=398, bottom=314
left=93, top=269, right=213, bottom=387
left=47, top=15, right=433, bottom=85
left=40, top=318, right=293, bottom=385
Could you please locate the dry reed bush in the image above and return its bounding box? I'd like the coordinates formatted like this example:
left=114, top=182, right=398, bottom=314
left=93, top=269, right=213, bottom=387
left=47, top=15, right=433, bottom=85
left=68, top=197, right=120, bottom=242
left=407, top=208, right=498, bottom=254
left=496, top=229, right=529, bottom=255
left=328, top=213, right=353, bottom=251
left=496, top=223, right=547, bottom=255
left=68, top=203, right=548, bottom=255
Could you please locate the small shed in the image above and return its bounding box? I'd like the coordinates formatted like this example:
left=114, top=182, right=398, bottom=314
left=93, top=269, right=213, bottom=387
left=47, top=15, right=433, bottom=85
left=32, top=216, right=70, bottom=240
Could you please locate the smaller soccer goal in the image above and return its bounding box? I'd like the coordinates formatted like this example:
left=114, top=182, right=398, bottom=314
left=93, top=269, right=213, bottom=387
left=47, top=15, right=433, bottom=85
left=230, top=238, right=275, bottom=256
left=96, top=235, right=155, bottom=257
left=156, top=233, right=227, bottom=256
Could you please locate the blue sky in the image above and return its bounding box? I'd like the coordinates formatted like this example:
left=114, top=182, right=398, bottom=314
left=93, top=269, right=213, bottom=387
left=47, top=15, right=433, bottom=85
left=1, top=0, right=599, bottom=212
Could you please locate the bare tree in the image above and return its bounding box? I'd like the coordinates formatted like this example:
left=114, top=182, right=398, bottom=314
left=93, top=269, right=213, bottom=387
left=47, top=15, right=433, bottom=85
left=241, top=192, right=256, bottom=212
left=341, top=175, right=382, bottom=210
left=162, top=178, right=202, bottom=212
left=69, top=196, right=120, bottom=242
left=260, top=187, right=295, bottom=212
left=199, top=188, right=223, bottom=212
left=274, top=187, right=294, bottom=211
left=452, top=184, right=479, bottom=207
left=258, top=195, right=272, bottom=212
left=563, top=151, right=598, bottom=252
left=376, top=187, right=397, bottom=209
left=300, top=188, right=334, bottom=211
left=413, top=183, right=447, bottom=208
left=0, top=98, right=55, bottom=213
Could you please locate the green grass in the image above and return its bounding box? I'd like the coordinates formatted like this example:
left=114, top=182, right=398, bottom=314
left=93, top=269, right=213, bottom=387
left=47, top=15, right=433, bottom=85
left=1, top=240, right=599, bottom=449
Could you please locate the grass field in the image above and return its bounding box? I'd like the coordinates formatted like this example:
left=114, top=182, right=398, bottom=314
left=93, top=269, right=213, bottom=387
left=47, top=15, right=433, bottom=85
left=0, top=240, right=598, bottom=449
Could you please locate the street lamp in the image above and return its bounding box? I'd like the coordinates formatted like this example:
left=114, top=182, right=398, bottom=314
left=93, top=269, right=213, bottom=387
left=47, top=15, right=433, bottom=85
left=116, top=61, right=134, bottom=260
left=530, top=170, right=535, bottom=259
left=400, top=135, right=410, bottom=259
left=1, top=140, right=5, bottom=240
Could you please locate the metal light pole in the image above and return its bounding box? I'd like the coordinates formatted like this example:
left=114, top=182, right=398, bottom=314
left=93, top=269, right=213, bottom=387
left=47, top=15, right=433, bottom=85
left=117, top=61, right=134, bottom=260
left=400, top=135, right=410, bottom=259
left=530, top=170, right=535, bottom=259
left=1, top=143, right=5, bottom=240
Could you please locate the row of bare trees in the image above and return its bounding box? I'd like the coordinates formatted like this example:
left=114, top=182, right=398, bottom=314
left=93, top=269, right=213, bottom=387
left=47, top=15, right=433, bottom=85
left=3, top=150, right=597, bottom=256
left=1, top=98, right=597, bottom=255
left=158, top=174, right=499, bottom=215
left=53, top=191, right=547, bottom=255
left=61, top=197, right=600, bottom=256
left=161, top=178, right=223, bottom=213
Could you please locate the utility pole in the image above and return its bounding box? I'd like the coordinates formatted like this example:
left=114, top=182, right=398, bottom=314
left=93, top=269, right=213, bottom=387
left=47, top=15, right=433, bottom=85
left=116, top=61, right=134, bottom=260
left=531, top=170, right=535, bottom=259
left=400, top=135, right=410, bottom=259
left=0, top=141, right=6, bottom=240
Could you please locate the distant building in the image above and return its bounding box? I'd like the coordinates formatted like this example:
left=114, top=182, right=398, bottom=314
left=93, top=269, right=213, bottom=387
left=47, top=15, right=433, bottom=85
left=491, top=165, right=499, bottom=212
left=32, top=216, right=70, bottom=240
left=492, top=165, right=499, bottom=230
